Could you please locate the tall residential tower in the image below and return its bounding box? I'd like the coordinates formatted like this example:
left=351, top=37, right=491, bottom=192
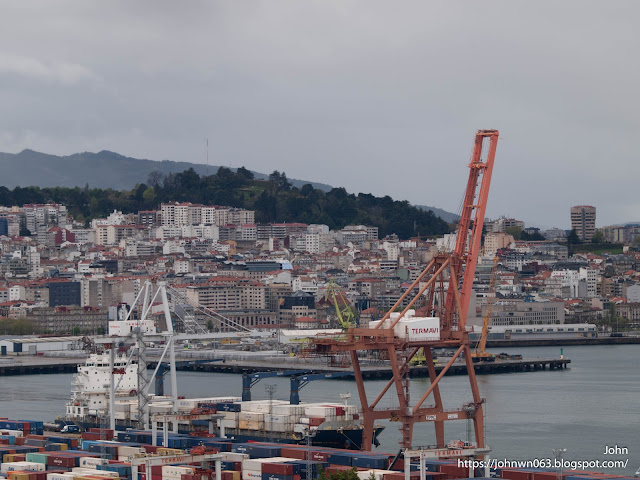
left=571, top=205, right=596, bottom=242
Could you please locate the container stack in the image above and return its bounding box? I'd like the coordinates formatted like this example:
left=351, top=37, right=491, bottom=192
left=0, top=418, right=637, bottom=480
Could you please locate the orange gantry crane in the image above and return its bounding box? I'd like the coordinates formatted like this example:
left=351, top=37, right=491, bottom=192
left=314, top=130, right=499, bottom=450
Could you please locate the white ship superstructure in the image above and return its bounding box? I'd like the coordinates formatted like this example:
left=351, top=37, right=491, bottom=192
left=65, top=353, right=138, bottom=418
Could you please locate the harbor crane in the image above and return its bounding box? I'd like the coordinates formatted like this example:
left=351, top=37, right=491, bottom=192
left=313, top=130, right=499, bottom=450
left=324, top=279, right=356, bottom=329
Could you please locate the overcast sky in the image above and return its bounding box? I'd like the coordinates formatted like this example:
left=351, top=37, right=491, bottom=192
left=1, top=1, right=638, bottom=229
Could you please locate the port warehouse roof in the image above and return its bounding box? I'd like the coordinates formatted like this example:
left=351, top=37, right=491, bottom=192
left=0, top=336, right=84, bottom=353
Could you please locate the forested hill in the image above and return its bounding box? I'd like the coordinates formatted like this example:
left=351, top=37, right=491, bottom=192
left=0, top=167, right=451, bottom=239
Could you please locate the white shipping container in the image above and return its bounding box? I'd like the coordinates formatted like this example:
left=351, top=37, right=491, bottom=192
left=304, top=406, right=335, bottom=417
left=79, top=457, right=109, bottom=468
left=118, top=445, right=147, bottom=458
left=293, top=424, right=308, bottom=434
left=272, top=405, right=305, bottom=416
left=396, top=317, right=440, bottom=341
left=162, top=466, right=195, bottom=477
left=242, top=470, right=262, bottom=480
left=299, top=417, right=310, bottom=425
left=2, top=462, right=46, bottom=473
left=264, top=414, right=288, bottom=424
left=0, top=430, right=23, bottom=438
left=238, top=412, right=265, bottom=422
left=72, top=468, right=119, bottom=477
left=221, top=453, right=249, bottom=462
left=47, top=474, right=76, bottom=480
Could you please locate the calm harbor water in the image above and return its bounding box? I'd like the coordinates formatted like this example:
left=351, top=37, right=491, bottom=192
left=0, top=345, right=637, bottom=473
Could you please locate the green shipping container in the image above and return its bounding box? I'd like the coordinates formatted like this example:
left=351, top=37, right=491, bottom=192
left=26, top=452, right=49, bottom=464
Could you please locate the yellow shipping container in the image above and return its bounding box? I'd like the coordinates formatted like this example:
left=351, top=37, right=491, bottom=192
left=3, top=454, right=17, bottom=463
left=223, top=471, right=241, bottom=480
left=8, top=473, right=31, bottom=480
left=156, top=448, right=184, bottom=456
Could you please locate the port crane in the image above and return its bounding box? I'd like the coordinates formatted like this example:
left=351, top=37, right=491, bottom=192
left=324, top=279, right=356, bottom=329
left=313, top=130, right=499, bottom=450
left=472, top=256, right=499, bottom=362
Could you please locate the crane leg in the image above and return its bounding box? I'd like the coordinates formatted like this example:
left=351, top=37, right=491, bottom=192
left=463, top=344, right=485, bottom=448
left=425, top=348, right=445, bottom=447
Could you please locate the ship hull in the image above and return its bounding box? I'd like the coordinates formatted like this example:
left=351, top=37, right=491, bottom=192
left=57, top=418, right=384, bottom=450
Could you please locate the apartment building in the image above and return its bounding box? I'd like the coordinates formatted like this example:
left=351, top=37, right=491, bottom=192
left=482, top=300, right=565, bottom=326
left=571, top=205, right=596, bottom=242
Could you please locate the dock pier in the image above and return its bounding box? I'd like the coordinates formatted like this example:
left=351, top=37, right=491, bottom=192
left=0, top=354, right=570, bottom=377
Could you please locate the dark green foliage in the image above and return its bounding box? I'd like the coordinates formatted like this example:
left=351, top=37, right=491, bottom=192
left=590, top=231, right=605, bottom=243
left=0, top=169, right=450, bottom=239
left=318, top=467, right=361, bottom=480
left=0, top=318, right=38, bottom=335
left=567, top=229, right=581, bottom=245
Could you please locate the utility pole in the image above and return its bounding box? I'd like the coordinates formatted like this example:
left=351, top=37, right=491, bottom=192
left=265, top=384, right=277, bottom=442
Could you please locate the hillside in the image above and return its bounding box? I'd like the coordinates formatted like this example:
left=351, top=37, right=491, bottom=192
left=0, top=167, right=451, bottom=239
left=0, top=149, right=332, bottom=192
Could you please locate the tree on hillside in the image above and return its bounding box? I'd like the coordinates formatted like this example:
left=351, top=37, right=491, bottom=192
left=236, top=166, right=254, bottom=180
left=591, top=231, right=605, bottom=243
left=269, top=170, right=291, bottom=191
left=505, top=226, right=523, bottom=240
left=567, top=229, right=581, bottom=245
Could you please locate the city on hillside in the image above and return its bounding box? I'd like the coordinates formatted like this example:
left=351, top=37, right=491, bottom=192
left=0, top=201, right=638, bottom=339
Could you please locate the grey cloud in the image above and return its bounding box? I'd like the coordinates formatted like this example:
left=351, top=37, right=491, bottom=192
left=0, top=0, right=638, bottom=228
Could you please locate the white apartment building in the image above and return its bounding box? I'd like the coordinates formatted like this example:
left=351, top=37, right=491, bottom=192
left=23, top=203, right=68, bottom=236
left=579, top=267, right=598, bottom=298
left=163, top=203, right=254, bottom=227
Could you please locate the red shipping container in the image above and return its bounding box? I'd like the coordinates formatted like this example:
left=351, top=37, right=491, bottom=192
left=0, top=439, right=9, bottom=445
left=33, top=472, right=47, bottom=480
left=335, top=407, right=345, bottom=416
left=151, top=466, right=163, bottom=476
left=144, top=445, right=159, bottom=454
left=439, top=463, right=469, bottom=479
left=262, top=463, right=294, bottom=476
left=221, top=472, right=235, bottom=480
left=14, top=454, right=26, bottom=462
left=307, top=418, right=324, bottom=427
left=15, top=437, right=25, bottom=446
left=501, top=470, right=533, bottom=480
left=47, top=456, right=77, bottom=468
left=151, top=475, right=163, bottom=480
left=280, top=448, right=306, bottom=460
left=310, top=451, right=328, bottom=462
left=532, top=473, right=564, bottom=480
